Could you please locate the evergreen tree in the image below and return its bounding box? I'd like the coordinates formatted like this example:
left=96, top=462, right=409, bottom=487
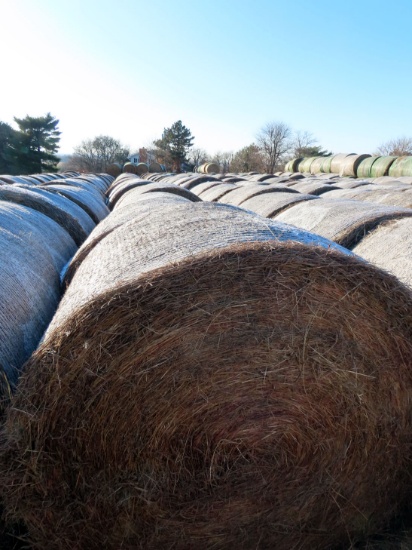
left=0, top=122, right=18, bottom=174
left=14, top=113, right=61, bottom=174
left=154, top=120, right=194, bottom=172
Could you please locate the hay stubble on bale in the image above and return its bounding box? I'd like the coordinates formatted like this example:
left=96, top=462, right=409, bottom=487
left=2, top=202, right=412, bottom=549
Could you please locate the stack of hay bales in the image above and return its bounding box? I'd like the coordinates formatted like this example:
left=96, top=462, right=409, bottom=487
left=2, top=185, right=412, bottom=550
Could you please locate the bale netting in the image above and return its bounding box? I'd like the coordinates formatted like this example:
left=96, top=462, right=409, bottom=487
left=197, top=182, right=238, bottom=201
left=288, top=180, right=340, bottom=196
left=216, top=184, right=298, bottom=206
left=309, top=156, right=324, bottom=174
left=330, top=153, right=356, bottom=174
left=39, top=183, right=110, bottom=224
left=339, top=154, right=371, bottom=177
left=357, top=156, right=379, bottom=178
left=0, top=202, right=77, bottom=388
left=388, top=156, right=412, bottom=178
left=112, top=182, right=202, bottom=209
left=298, top=156, right=317, bottom=173
left=0, top=186, right=95, bottom=246
left=240, top=191, right=319, bottom=218
left=2, top=201, right=412, bottom=550
left=274, top=198, right=412, bottom=248
left=352, top=217, right=412, bottom=289
left=370, top=156, right=397, bottom=178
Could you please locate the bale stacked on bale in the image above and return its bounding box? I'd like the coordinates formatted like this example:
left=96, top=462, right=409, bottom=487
left=2, top=200, right=412, bottom=550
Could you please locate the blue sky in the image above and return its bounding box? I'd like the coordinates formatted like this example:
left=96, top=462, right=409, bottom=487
left=1, top=0, right=411, bottom=156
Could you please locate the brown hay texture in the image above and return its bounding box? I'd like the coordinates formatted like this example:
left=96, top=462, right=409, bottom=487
left=352, top=217, right=412, bottom=289
left=216, top=184, right=299, bottom=207
left=0, top=186, right=95, bottom=246
left=0, top=202, right=77, bottom=388
left=64, top=193, right=193, bottom=286
left=274, top=198, right=412, bottom=248
left=239, top=192, right=319, bottom=218
left=2, top=201, right=412, bottom=549
left=177, top=175, right=220, bottom=189
left=105, top=163, right=122, bottom=178
left=197, top=162, right=220, bottom=174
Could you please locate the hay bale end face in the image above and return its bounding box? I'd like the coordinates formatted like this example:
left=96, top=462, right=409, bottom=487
left=2, top=202, right=412, bottom=549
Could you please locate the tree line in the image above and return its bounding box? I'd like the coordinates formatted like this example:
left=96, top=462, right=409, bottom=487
left=2, top=113, right=412, bottom=176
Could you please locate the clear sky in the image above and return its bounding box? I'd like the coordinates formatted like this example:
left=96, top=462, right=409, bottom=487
left=1, top=0, right=411, bottom=156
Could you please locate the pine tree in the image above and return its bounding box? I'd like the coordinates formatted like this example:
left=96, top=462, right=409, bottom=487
left=154, top=120, right=194, bottom=172
left=0, top=122, right=19, bottom=174
left=14, top=113, right=61, bottom=174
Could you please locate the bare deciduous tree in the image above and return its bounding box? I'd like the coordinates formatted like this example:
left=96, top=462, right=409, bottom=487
left=188, top=147, right=208, bottom=168
left=210, top=151, right=233, bottom=173
left=65, top=135, right=130, bottom=172
left=377, top=137, right=412, bottom=156
left=230, top=144, right=265, bottom=173
left=256, top=121, right=292, bottom=173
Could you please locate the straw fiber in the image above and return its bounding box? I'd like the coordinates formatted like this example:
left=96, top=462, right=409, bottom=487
left=388, top=157, right=412, bottom=178
left=112, top=182, right=201, bottom=209
left=216, top=184, right=298, bottom=206
left=0, top=202, right=77, bottom=386
left=0, top=186, right=95, bottom=246
left=197, top=183, right=237, bottom=201
left=274, top=198, right=412, bottom=248
left=188, top=181, right=222, bottom=196
left=39, top=184, right=110, bottom=223
left=352, top=217, right=412, bottom=289
left=288, top=181, right=340, bottom=196
left=323, top=187, right=412, bottom=208
left=370, top=157, right=397, bottom=178
left=3, top=201, right=412, bottom=550
left=330, top=154, right=355, bottom=174
left=240, top=192, right=319, bottom=218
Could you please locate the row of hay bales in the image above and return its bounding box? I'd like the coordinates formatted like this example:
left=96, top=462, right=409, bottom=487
left=0, top=171, right=111, bottom=415
left=285, top=153, right=412, bottom=179
left=106, top=161, right=163, bottom=178
left=2, top=171, right=412, bottom=548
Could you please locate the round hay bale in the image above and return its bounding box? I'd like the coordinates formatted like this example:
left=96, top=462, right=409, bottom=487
left=274, top=198, right=412, bottom=248
left=2, top=202, right=412, bottom=549
left=0, top=186, right=95, bottom=246
left=113, top=182, right=202, bottom=209
left=309, top=157, right=324, bottom=174
left=216, top=184, right=298, bottom=207
left=188, top=181, right=223, bottom=197
left=148, top=161, right=162, bottom=173
left=370, top=157, right=397, bottom=178
left=106, top=163, right=122, bottom=178
left=288, top=181, right=340, bottom=196
left=123, top=162, right=139, bottom=174
left=323, top=187, right=412, bottom=209
left=339, top=154, right=372, bottom=177
left=0, top=202, right=77, bottom=385
left=357, top=156, right=379, bottom=179
left=177, top=175, right=219, bottom=189
left=76, top=174, right=113, bottom=193
left=42, top=178, right=106, bottom=200
left=330, top=153, right=356, bottom=174
left=396, top=176, right=412, bottom=184
left=320, top=155, right=333, bottom=173
left=64, top=193, right=193, bottom=286
left=39, top=184, right=110, bottom=224
left=334, top=179, right=371, bottom=189
left=198, top=183, right=238, bottom=202
left=388, top=156, right=412, bottom=178
left=298, top=156, right=318, bottom=173
left=240, top=192, right=319, bottom=218
left=198, top=162, right=219, bottom=174
left=287, top=158, right=303, bottom=172
left=353, top=217, right=412, bottom=289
